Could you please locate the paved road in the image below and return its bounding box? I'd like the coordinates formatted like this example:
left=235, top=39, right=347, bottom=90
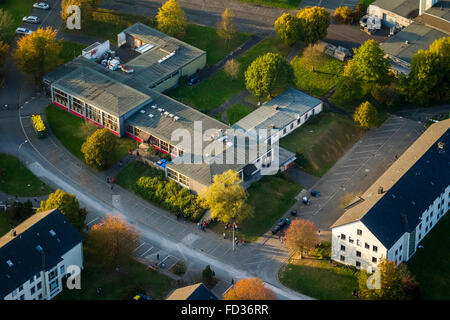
left=101, top=0, right=388, bottom=48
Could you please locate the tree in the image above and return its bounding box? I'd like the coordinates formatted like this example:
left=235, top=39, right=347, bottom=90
left=7, top=200, right=34, bottom=224
left=402, top=36, right=450, bottom=105
left=37, top=189, right=87, bottom=231
left=333, top=6, right=353, bottom=24
left=157, top=0, right=186, bottom=38
left=61, top=0, right=93, bottom=29
left=0, top=9, right=14, bottom=42
left=296, top=6, right=330, bottom=46
left=81, top=128, right=118, bottom=168
left=358, top=258, right=418, bottom=300
left=224, top=278, right=277, bottom=300
left=224, top=58, right=240, bottom=80
left=198, top=170, right=253, bottom=224
left=344, top=39, right=390, bottom=84
left=13, top=27, right=62, bottom=80
left=86, top=215, right=140, bottom=268
left=301, top=45, right=324, bottom=72
left=245, top=52, right=293, bottom=100
left=284, top=219, right=320, bottom=258
left=274, top=13, right=299, bottom=46
left=202, top=265, right=215, bottom=285
left=217, top=8, right=237, bottom=47
left=353, top=101, right=378, bottom=128
left=0, top=41, right=9, bottom=69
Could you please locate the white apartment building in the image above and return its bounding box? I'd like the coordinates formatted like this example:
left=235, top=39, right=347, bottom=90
left=1, top=209, right=83, bottom=300
left=331, top=119, right=450, bottom=270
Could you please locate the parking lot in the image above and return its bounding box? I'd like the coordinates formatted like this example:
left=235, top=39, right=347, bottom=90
left=299, top=0, right=360, bottom=10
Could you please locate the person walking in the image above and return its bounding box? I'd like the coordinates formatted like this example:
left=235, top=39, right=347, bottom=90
left=223, top=232, right=226, bottom=239
left=156, top=253, right=160, bottom=260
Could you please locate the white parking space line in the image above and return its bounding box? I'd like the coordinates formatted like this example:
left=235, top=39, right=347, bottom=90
left=86, top=217, right=100, bottom=226
left=141, top=247, right=153, bottom=257
left=133, top=242, right=145, bottom=252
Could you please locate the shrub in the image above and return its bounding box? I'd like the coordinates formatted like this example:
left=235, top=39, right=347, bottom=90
left=171, top=261, right=187, bottom=275
left=314, top=241, right=331, bottom=259
left=333, top=6, right=353, bottom=24
left=202, top=265, right=215, bottom=285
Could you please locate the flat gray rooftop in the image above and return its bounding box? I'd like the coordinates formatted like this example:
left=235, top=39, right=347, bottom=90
left=370, top=0, right=419, bottom=18
left=381, top=22, right=448, bottom=64
left=233, top=88, right=322, bottom=133
left=425, top=1, right=450, bottom=21
left=52, top=67, right=151, bottom=117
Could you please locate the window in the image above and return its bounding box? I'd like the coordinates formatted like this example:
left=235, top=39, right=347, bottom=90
left=38, top=294, right=43, bottom=300
left=60, top=265, right=65, bottom=276
left=53, top=88, right=68, bottom=106
left=365, top=243, right=370, bottom=249
left=356, top=261, right=361, bottom=267
left=395, top=249, right=398, bottom=255
left=356, top=251, right=361, bottom=257
left=297, top=118, right=300, bottom=125
left=19, top=285, right=23, bottom=292
left=341, top=245, right=346, bottom=251
left=48, top=268, right=58, bottom=282
left=126, top=125, right=134, bottom=135
left=418, top=223, right=422, bottom=230
left=399, top=245, right=402, bottom=251
left=37, top=282, right=42, bottom=290
left=103, top=113, right=119, bottom=132
left=12, top=289, right=17, bottom=297
left=356, top=239, right=361, bottom=246
left=29, top=276, right=34, bottom=284
left=340, top=234, right=346, bottom=240
left=357, top=229, right=362, bottom=236
left=373, top=246, right=378, bottom=252
left=178, top=173, right=190, bottom=187
left=71, top=97, right=84, bottom=115
left=290, top=123, right=294, bottom=130
left=372, top=257, right=377, bottom=263
left=167, top=168, right=178, bottom=180
left=282, top=128, right=287, bottom=135
left=340, top=255, right=345, bottom=262
left=349, top=237, right=354, bottom=244
left=31, top=286, right=36, bottom=295
left=86, top=104, right=101, bottom=124
left=19, top=295, right=25, bottom=300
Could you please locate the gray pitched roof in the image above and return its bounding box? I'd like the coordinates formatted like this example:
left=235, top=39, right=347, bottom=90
left=233, top=88, right=322, bottom=133
left=370, top=0, right=419, bottom=18
left=381, top=22, right=448, bottom=64
left=52, top=67, right=151, bottom=117
left=0, top=209, right=82, bottom=298
left=332, top=120, right=450, bottom=249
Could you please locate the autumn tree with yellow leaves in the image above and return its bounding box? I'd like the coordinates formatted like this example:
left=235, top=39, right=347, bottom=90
left=86, top=215, right=140, bottom=268
left=224, top=278, right=277, bottom=300
left=198, top=170, right=253, bottom=224
left=217, top=8, right=237, bottom=47
left=13, top=27, right=62, bottom=80
left=157, top=0, right=186, bottom=38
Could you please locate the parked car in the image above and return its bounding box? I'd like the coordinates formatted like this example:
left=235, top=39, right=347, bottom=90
left=16, top=27, right=33, bottom=36
left=23, top=16, right=40, bottom=24
left=33, top=2, right=50, bottom=10
left=271, top=218, right=291, bottom=235
left=186, top=75, right=199, bottom=86
left=310, top=190, right=320, bottom=197
left=290, top=209, right=297, bottom=216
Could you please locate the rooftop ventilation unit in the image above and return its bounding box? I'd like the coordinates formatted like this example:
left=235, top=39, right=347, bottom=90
left=49, top=230, right=56, bottom=237
left=140, top=109, right=146, bottom=114
left=148, top=114, right=154, bottom=118
left=173, top=116, right=179, bottom=121
left=163, top=111, right=169, bottom=117
left=157, top=108, right=163, bottom=112
left=36, top=245, right=43, bottom=252
left=6, top=260, right=13, bottom=267
left=169, top=113, right=174, bottom=118
left=151, top=105, right=157, bottom=109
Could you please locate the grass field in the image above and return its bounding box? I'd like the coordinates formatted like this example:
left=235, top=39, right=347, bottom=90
left=45, top=104, right=136, bottom=167
left=279, top=258, right=359, bottom=300
left=237, top=0, right=302, bottom=9
left=57, top=256, right=174, bottom=300
left=280, top=111, right=363, bottom=177
left=292, top=52, right=345, bottom=97
left=226, top=104, right=254, bottom=124
left=168, top=37, right=291, bottom=113
left=114, top=161, right=161, bottom=193
left=408, top=212, right=450, bottom=300
left=59, top=41, right=87, bottom=63
left=0, top=0, right=35, bottom=42
left=210, top=174, right=302, bottom=242
left=0, top=153, right=52, bottom=197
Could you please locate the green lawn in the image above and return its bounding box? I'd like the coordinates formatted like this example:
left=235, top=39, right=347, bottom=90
left=0, top=153, right=52, bottom=197
left=237, top=0, right=302, bottom=9
left=114, top=161, right=160, bottom=193
left=226, top=104, right=254, bottom=125
left=60, top=41, right=87, bottom=63
left=183, top=24, right=250, bottom=66
left=168, top=37, right=291, bottom=113
left=279, top=258, right=359, bottom=300
left=280, top=111, right=363, bottom=177
left=292, top=52, right=345, bottom=97
left=210, top=173, right=302, bottom=242
left=408, top=212, right=450, bottom=300
left=45, top=104, right=136, bottom=167
left=57, top=256, right=175, bottom=300
left=0, top=0, right=35, bottom=42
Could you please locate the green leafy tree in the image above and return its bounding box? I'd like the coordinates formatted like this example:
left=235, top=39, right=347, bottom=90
left=37, top=189, right=88, bottom=231
left=13, top=27, right=62, bottom=80
left=274, top=13, right=299, bottom=46
left=353, top=101, right=378, bottom=128
left=217, top=8, right=237, bottom=47
left=358, top=258, right=418, bottom=300
left=297, top=6, right=330, bottom=46
left=202, top=265, right=215, bottom=285
left=198, top=170, right=253, bottom=224
left=81, top=128, right=118, bottom=169
left=157, top=0, right=186, bottom=38
left=401, top=36, right=450, bottom=105
left=0, top=9, right=14, bottom=42
left=245, top=52, right=293, bottom=100
left=7, top=201, right=34, bottom=224
left=344, top=40, right=390, bottom=84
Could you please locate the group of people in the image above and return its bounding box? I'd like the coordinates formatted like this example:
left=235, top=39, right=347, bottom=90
left=197, top=219, right=211, bottom=231
left=106, top=176, right=115, bottom=190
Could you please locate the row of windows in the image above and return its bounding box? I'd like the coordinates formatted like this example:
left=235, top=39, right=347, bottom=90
left=150, top=71, right=179, bottom=89
left=340, top=246, right=378, bottom=263
left=339, top=255, right=378, bottom=265
left=340, top=233, right=377, bottom=252
left=103, top=113, right=119, bottom=132
left=72, top=97, right=84, bottom=114
left=53, top=88, right=68, bottom=106
left=167, top=168, right=190, bottom=187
